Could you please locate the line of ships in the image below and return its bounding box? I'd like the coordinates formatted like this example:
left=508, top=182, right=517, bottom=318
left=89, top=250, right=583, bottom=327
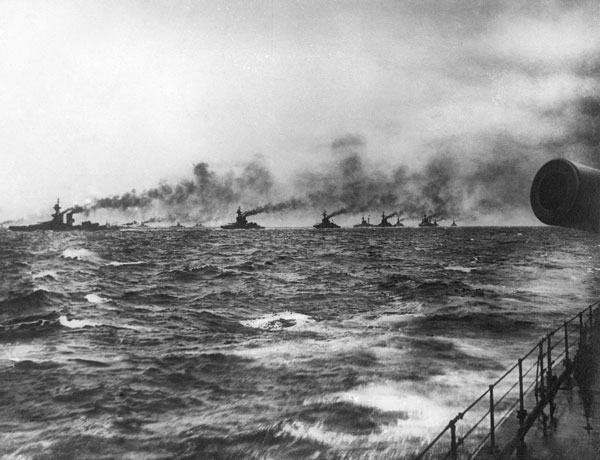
left=5, top=200, right=457, bottom=232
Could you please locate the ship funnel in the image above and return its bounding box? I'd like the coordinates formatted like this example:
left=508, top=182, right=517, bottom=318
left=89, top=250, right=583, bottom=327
left=530, top=159, right=600, bottom=233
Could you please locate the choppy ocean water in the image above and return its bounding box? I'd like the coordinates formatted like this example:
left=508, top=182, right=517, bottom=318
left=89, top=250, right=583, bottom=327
left=1, top=226, right=600, bottom=460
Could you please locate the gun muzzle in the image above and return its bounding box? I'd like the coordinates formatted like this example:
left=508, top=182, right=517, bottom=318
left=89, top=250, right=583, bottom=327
left=530, top=159, right=600, bottom=232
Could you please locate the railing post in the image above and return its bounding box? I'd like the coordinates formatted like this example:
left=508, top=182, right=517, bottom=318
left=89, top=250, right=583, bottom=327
left=589, top=305, right=593, bottom=327
left=489, top=384, right=496, bottom=453
left=538, top=340, right=549, bottom=435
left=538, top=341, right=545, bottom=398
left=547, top=333, right=552, bottom=379
left=580, top=312, right=585, bottom=344
left=450, top=420, right=458, bottom=460
left=517, top=359, right=527, bottom=454
left=564, top=322, right=570, bottom=365
left=518, top=360, right=526, bottom=425
left=547, top=333, right=558, bottom=420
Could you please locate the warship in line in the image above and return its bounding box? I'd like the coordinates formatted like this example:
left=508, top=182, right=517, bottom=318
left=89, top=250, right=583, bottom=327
left=221, top=207, right=264, bottom=229
left=376, top=212, right=396, bottom=227
left=8, top=199, right=115, bottom=232
left=418, top=214, right=441, bottom=227
left=314, top=210, right=340, bottom=229
left=394, top=216, right=405, bottom=227
left=353, top=216, right=374, bottom=228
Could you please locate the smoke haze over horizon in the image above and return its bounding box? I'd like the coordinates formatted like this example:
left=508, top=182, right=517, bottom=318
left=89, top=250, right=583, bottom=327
left=2, top=1, right=600, bottom=225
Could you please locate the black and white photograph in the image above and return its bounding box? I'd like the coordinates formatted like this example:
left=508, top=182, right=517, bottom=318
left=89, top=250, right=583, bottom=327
left=2, top=1, right=600, bottom=459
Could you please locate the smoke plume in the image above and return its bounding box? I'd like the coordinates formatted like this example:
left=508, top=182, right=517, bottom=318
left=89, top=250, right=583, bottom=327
left=91, top=161, right=277, bottom=221
left=244, top=199, right=306, bottom=217
left=326, top=208, right=347, bottom=219
left=88, top=132, right=550, bottom=224
left=88, top=85, right=600, bottom=227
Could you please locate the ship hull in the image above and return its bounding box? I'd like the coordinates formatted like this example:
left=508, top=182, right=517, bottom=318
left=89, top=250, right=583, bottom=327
left=221, top=223, right=264, bottom=229
left=9, top=223, right=117, bottom=232
left=313, top=223, right=340, bottom=229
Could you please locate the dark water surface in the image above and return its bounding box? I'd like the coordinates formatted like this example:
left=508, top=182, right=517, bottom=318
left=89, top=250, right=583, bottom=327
left=1, top=226, right=600, bottom=459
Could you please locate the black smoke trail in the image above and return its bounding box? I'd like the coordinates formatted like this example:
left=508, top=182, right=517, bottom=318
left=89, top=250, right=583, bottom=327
left=326, top=208, right=347, bottom=219
left=244, top=199, right=306, bottom=217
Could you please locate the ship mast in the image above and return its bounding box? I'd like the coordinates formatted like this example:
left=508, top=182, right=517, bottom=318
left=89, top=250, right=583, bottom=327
left=52, top=198, right=63, bottom=224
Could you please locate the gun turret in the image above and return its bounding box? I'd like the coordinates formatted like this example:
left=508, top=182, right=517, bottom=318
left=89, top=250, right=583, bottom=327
left=530, top=159, right=600, bottom=232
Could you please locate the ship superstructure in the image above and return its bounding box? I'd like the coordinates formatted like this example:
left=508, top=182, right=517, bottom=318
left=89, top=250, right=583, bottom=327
left=314, top=210, right=341, bottom=229
left=353, top=216, right=374, bottom=228
left=376, top=212, right=397, bottom=227
left=221, top=207, right=264, bottom=229
left=418, top=214, right=440, bottom=227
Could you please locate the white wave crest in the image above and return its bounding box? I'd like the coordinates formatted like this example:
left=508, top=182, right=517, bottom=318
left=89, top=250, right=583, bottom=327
left=59, top=316, right=100, bottom=328
left=0, top=343, right=45, bottom=363
left=61, top=248, right=100, bottom=262
left=240, top=311, right=315, bottom=330
left=307, top=381, right=459, bottom=439
left=32, top=270, right=59, bottom=280
left=279, top=420, right=358, bottom=445
left=445, top=265, right=476, bottom=273
left=85, top=293, right=110, bottom=304
left=106, top=261, right=144, bottom=266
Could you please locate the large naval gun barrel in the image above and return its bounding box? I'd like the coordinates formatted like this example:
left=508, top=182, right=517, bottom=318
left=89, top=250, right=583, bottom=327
left=531, top=158, right=600, bottom=232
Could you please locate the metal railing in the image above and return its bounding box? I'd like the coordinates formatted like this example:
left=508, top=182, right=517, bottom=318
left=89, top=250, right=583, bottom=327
left=413, top=300, right=600, bottom=460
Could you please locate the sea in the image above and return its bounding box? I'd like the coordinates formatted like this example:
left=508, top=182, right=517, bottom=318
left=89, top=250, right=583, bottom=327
left=1, top=225, right=600, bottom=460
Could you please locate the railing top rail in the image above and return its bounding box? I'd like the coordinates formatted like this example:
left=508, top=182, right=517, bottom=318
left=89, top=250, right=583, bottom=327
left=461, top=387, right=491, bottom=415
left=559, top=303, right=600, bottom=332
left=522, top=359, right=537, bottom=378
left=522, top=341, right=540, bottom=361
left=413, top=424, right=452, bottom=459
left=494, top=378, right=520, bottom=408
left=551, top=309, right=584, bottom=334
left=492, top=361, right=519, bottom=388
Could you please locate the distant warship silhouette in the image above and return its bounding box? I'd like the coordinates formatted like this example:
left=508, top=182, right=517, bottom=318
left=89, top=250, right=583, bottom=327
left=353, top=216, right=374, bottom=228
left=418, top=214, right=440, bottom=227
left=314, top=210, right=340, bottom=229
left=221, top=207, right=264, bottom=229
left=8, top=199, right=113, bottom=232
left=376, top=212, right=396, bottom=227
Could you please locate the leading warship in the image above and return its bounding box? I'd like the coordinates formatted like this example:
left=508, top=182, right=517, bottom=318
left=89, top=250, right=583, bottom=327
left=221, top=207, right=264, bottom=229
left=8, top=199, right=114, bottom=232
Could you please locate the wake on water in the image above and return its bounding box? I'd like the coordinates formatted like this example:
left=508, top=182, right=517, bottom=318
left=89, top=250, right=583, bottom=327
left=1, top=227, right=600, bottom=459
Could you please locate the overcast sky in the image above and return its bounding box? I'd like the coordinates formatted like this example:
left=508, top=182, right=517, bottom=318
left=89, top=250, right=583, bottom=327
left=1, top=0, right=600, bottom=223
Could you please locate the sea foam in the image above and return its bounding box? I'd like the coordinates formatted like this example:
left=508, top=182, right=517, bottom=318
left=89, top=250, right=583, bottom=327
left=240, top=311, right=315, bottom=331
left=59, top=316, right=100, bottom=329
left=106, top=261, right=145, bottom=266
left=85, top=293, right=110, bottom=304
left=61, top=248, right=100, bottom=262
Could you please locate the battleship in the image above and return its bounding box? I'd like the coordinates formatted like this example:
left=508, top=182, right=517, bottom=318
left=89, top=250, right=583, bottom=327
left=376, top=212, right=396, bottom=227
left=394, top=215, right=405, bottom=227
left=313, top=210, right=341, bottom=229
left=418, top=214, right=441, bottom=227
left=353, top=216, right=374, bottom=228
left=221, top=207, right=264, bottom=229
left=8, top=199, right=115, bottom=232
